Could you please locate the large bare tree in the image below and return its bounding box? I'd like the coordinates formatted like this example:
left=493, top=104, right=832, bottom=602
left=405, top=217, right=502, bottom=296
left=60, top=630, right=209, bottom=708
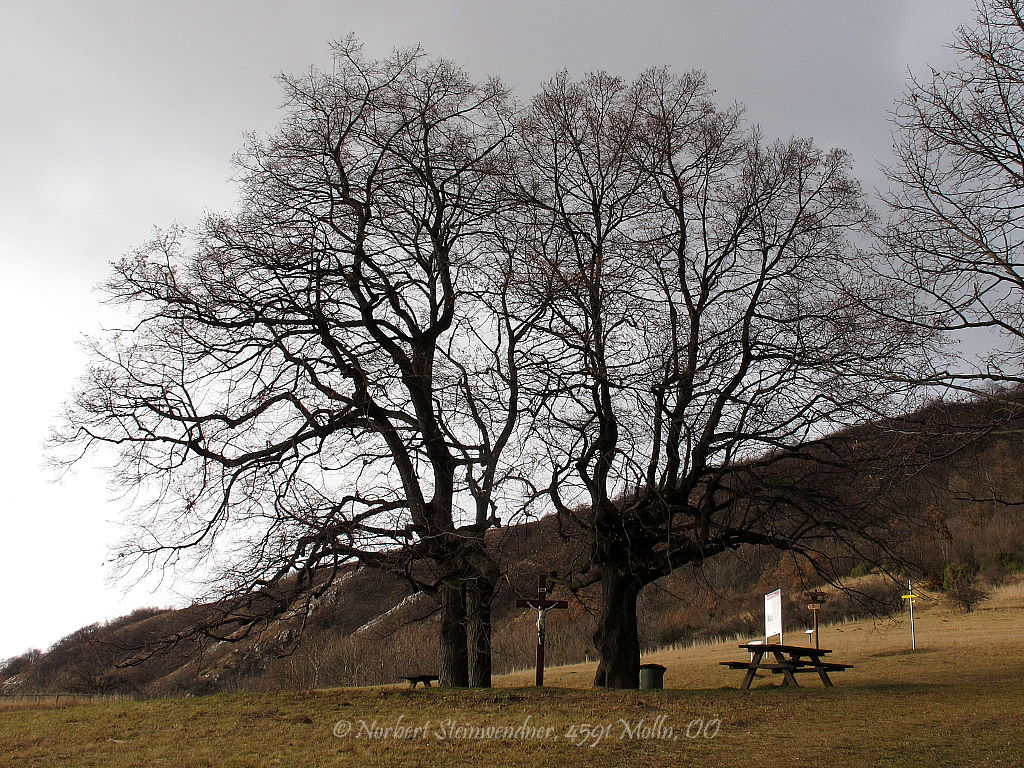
left=885, top=0, right=1024, bottom=384
left=55, top=40, right=933, bottom=693
left=513, top=69, right=926, bottom=688
left=53, top=40, right=535, bottom=688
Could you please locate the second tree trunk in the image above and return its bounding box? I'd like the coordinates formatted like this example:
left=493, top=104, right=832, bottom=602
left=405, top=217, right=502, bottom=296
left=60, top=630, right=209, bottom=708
left=592, top=567, right=642, bottom=688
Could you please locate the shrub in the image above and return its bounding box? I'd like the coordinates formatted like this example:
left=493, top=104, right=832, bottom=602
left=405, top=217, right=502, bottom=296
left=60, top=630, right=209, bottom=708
left=850, top=562, right=873, bottom=578
left=943, top=564, right=991, bottom=613
left=942, top=561, right=980, bottom=592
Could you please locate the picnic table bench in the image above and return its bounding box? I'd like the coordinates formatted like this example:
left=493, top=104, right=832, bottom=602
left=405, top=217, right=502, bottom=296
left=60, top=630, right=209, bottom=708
left=400, top=674, right=440, bottom=689
left=720, top=643, right=853, bottom=689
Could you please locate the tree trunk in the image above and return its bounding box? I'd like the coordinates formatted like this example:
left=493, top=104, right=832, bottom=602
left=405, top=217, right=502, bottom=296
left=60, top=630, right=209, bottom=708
left=592, top=566, right=641, bottom=689
left=438, top=581, right=469, bottom=687
left=467, top=567, right=497, bottom=688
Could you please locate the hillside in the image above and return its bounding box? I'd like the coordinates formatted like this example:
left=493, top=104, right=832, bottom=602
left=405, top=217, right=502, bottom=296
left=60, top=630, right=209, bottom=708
left=3, top=392, right=1024, bottom=696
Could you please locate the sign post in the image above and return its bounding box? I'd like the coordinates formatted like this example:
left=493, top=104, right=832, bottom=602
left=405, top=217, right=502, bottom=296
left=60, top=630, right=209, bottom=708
left=902, top=579, right=919, bottom=651
left=765, top=589, right=783, bottom=645
left=516, top=575, right=568, bottom=686
left=805, top=590, right=829, bottom=649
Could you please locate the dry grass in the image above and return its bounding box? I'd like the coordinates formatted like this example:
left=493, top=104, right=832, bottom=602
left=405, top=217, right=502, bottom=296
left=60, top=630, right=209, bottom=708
left=2, top=578, right=1023, bottom=767
left=500, top=576, right=1024, bottom=690
left=0, top=694, right=130, bottom=712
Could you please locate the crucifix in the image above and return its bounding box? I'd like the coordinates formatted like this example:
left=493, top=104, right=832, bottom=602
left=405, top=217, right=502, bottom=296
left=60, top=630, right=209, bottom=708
left=516, top=575, right=568, bottom=686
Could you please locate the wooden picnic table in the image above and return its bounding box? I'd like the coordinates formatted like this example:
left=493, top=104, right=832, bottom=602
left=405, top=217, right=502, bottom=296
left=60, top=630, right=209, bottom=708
left=720, top=643, right=853, bottom=689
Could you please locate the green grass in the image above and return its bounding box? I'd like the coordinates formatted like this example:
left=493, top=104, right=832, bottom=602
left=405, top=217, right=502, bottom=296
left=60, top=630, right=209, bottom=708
left=4, top=579, right=1024, bottom=767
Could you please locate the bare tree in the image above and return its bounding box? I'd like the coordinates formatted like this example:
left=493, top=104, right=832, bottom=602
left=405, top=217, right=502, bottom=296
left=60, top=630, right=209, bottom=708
left=53, top=39, right=936, bottom=693
left=884, top=0, right=1024, bottom=384
left=514, top=69, right=925, bottom=687
left=53, top=39, right=535, bottom=688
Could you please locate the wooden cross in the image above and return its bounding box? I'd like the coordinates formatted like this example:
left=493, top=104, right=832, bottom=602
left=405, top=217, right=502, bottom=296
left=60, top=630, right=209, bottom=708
left=516, top=575, right=568, bottom=686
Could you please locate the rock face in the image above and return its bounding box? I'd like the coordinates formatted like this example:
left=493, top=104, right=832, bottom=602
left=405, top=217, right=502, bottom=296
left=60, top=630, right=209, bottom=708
left=2, top=673, right=24, bottom=693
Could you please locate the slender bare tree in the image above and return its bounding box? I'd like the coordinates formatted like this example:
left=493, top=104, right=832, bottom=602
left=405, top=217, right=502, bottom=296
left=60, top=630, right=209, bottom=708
left=53, top=39, right=536, bottom=688
left=884, top=0, right=1024, bottom=384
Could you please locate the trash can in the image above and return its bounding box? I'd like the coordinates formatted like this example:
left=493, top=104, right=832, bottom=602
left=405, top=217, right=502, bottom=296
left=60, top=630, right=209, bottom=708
left=639, top=663, right=667, bottom=689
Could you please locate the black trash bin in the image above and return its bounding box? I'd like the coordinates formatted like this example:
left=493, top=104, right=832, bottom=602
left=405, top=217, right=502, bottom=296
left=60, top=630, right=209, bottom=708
left=639, top=663, right=667, bottom=689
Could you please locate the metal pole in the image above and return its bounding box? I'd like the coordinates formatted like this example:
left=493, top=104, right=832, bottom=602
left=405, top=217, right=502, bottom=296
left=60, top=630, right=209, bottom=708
left=908, top=578, right=916, bottom=651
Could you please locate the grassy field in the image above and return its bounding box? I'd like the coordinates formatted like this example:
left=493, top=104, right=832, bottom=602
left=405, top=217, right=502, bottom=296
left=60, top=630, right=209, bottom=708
left=2, top=579, right=1023, bottom=767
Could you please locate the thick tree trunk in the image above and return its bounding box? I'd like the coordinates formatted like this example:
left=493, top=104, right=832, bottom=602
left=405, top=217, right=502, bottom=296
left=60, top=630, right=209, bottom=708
left=438, top=581, right=469, bottom=688
left=467, top=568, right=497, bottom=688
left=592, top=566, right=642, bottom=689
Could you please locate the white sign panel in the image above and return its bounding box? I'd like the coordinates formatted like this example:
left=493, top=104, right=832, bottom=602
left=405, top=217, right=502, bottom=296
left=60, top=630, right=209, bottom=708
left=765, top=589, right=783, bottom=642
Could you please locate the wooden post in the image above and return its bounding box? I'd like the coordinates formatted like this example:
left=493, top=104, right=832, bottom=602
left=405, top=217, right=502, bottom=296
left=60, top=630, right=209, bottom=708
left=536, top=610, right=545, bottom=687
left=806, top=590, right=828, bottom=649
left=516, top=575, right=568, bottom=687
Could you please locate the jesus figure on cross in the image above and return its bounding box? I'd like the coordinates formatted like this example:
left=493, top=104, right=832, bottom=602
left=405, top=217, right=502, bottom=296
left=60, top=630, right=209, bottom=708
left=516, top=574, right=568, bottom=686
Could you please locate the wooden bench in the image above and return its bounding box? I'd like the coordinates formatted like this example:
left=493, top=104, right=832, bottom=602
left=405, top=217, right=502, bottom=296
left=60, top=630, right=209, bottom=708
left=400, top=674, right=440, bottom=689
left=721, top=660, right=758, bottom=670
left=720, top=661, right=852, bottom=672
left=789, top=662, right=852, bottom=672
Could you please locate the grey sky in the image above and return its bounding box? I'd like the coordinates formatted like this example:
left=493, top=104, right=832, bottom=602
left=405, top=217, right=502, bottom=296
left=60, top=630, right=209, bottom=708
left=0, top=0, right=972, bottom=660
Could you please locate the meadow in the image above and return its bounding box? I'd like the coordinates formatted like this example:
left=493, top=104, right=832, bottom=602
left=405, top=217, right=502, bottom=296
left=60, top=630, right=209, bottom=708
left=2, top=580, right=1023, bottom=767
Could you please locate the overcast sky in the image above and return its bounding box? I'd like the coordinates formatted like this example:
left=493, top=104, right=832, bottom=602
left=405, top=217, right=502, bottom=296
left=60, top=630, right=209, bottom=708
left=0, top=0, right=974, bottom=660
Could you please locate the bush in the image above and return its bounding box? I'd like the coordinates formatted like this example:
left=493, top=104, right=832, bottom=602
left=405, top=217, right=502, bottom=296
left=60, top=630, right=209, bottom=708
left=849, top=562, right=873, bottom=578
left=943, top=564, right=991, bottom=613
left=942, top=562, right=980, bottom=592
